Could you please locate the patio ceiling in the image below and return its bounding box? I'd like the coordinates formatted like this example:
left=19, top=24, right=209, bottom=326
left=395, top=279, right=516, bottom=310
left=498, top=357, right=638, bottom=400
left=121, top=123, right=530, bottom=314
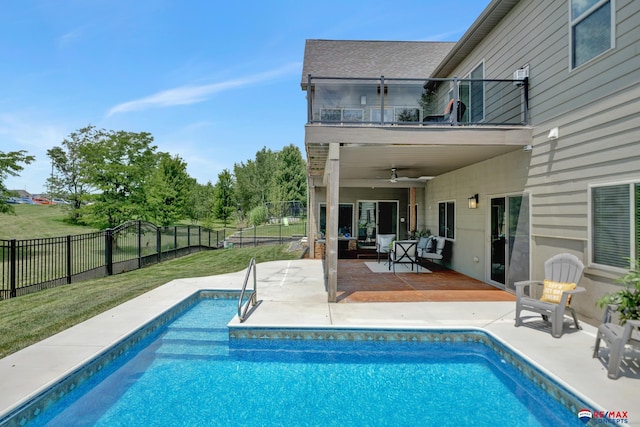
left=306, top=125, right=533, bottom=187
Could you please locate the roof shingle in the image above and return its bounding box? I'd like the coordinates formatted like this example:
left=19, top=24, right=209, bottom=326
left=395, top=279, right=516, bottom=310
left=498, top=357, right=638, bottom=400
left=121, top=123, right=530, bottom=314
left=301, top=39, right=455, bottom=87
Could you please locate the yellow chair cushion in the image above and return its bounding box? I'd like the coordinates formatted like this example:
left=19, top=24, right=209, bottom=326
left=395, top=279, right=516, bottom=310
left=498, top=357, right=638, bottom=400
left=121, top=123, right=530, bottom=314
left=540, top=280, right=576, bottom=305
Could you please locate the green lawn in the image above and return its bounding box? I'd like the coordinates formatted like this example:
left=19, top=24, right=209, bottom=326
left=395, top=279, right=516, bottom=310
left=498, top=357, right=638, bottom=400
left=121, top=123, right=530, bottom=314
left=0, top=244, right=306, bottom=359
left=0, top=204, right=99, bottom=239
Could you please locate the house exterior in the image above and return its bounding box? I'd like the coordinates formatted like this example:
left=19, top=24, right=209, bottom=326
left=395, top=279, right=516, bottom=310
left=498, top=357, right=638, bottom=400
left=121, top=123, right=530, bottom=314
left=301, top=0, right=639, bottom=323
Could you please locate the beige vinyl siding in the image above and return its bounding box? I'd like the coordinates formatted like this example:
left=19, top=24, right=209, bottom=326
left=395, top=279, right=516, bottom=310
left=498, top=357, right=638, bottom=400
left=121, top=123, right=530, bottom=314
left=442, top=0, right=640, bottom=246
left=420, top=0, right=640, bottom=319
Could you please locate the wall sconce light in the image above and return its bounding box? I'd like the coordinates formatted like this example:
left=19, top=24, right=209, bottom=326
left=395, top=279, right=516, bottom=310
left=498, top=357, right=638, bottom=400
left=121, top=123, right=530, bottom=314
left=468, top=194, right=479, bottom=209
left=548, top=127, right=559, bottom=140
left=360, top=95, right=367, bottom=105
left=523, top=144, right=533, bottom=152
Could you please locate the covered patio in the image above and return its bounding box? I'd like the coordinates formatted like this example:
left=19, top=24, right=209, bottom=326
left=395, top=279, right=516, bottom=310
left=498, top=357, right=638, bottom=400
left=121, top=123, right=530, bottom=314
left=336, top=259, right=515, bottom=303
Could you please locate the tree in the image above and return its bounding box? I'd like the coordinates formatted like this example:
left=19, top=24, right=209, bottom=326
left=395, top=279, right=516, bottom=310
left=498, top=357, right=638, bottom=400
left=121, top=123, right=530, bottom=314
left=213, top=169, right=235, bottom=226
left=270, top=144, right=307, bottom=218
left=233, top=147, right=277, bottom=213
left=185, top=180, right=215, bottom=225
left=47, top=126, right=103, bottom=222
left=0, top=150, right=35, bottom=214
left=79, top=130, right=158, bottom=228
left=146, top=153, right=192, bottom=226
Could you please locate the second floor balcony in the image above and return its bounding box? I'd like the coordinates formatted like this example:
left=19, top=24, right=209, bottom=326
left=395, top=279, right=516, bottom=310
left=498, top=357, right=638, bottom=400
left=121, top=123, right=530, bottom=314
left=305, top=75, right=529, bottom=127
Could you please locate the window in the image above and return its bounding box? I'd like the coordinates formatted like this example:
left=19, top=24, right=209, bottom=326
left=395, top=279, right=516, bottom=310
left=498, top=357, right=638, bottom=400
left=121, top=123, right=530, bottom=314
left=469, top=63, right=484, bottom=123
left=320, top=108, right=341, bottom=122
left=458, top=62, right=484, bottom=123
left=319, top=108, right=363, bottom=122
left=370, top=107, right=394, bottom=123
left=570, top=0, right=614, bottom=68
left=591, top=182, right=639, bottom=269
left=319, top=203, right=354, bottom=236
left=438, top=201, right=455, bottom=239
left=342, top=109, right=363, bottom=122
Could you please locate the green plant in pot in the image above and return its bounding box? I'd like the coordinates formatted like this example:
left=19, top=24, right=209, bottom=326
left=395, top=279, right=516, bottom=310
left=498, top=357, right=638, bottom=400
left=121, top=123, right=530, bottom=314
left=596, top=258, right=640, bottom=324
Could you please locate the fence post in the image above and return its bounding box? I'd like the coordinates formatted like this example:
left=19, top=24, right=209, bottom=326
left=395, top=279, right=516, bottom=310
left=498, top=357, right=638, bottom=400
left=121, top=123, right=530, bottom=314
left=174, top=226, right=177, bottom=257
left=156, top=227, right=162, bottom=263
left=105, top=229, right=113, bottom=276
left=198, top=226, right=202, bottom=248
left=280, top=222, right=283, bottom=244
left=137, top=220, right=142, bottom=269
left=66, top=235, right=72, bottom=284
left=9, top=239, right=16, bottom=298
left=253, top=226, right=257, bottom=247
left=187, top=225, right=191, bottom=254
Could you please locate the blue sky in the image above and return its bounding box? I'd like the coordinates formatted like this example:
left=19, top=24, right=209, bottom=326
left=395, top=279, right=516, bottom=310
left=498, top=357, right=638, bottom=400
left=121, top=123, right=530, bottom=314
left=1, top=0, right=490, bottom=194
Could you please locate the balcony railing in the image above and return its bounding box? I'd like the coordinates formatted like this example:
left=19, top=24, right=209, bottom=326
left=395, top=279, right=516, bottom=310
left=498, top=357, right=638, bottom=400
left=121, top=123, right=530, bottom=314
left=306, top=75, right=529, bottom=126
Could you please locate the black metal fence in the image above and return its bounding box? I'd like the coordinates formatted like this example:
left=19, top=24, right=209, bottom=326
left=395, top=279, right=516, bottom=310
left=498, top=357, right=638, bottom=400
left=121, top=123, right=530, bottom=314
left=0, top=220, right=307, bottom=300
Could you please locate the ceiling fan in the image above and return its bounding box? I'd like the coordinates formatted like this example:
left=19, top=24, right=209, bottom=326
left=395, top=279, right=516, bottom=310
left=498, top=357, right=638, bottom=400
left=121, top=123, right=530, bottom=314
left=388, top=168, right=433, bottom=183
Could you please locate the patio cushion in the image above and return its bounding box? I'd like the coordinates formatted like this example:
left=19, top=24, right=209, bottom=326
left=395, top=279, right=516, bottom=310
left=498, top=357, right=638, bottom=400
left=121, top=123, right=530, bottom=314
left=540, top=280, right=576, bottom=305
left=417, top=237, right=431, bottom=256
left=377, top=234, right=395, bottom=252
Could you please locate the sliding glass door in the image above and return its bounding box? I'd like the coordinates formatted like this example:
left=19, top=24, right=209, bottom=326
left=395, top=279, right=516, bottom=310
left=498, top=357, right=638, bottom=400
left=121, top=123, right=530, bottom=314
left=357, top=201, right=399, bottom=242
left=489, top=194, right=530, bottom=291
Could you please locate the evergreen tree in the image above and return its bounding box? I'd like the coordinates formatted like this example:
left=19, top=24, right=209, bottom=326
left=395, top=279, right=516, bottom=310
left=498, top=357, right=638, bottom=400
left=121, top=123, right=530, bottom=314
left=213, top=169, right=235, bottom=226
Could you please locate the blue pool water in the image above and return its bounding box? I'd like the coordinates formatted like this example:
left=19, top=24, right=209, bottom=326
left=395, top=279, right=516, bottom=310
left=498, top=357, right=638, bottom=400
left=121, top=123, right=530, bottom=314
left=19, top=297, right=589, bottom=427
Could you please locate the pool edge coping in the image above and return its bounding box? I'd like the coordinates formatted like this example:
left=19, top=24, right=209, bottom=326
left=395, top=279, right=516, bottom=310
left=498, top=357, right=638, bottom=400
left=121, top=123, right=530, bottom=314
left=0, top=289, right=607, bottom=427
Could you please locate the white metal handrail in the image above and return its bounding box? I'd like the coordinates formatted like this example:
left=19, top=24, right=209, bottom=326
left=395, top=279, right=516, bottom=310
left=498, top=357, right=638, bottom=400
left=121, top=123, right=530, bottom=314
left=238, top=257, right=257, bottom=322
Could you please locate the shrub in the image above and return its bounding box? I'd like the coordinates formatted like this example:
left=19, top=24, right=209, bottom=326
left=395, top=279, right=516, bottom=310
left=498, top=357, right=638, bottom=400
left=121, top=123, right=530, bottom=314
left=248, top=205, right=269, bottom=227
left=597, top=258, right=640, bottom=324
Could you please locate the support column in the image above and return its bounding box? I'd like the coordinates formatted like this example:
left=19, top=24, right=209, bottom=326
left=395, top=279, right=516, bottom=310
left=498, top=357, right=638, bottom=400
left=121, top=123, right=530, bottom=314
left=410, top=187, right=417, bottom=236
left=326, top=143, right=340, bottom=302
left=308, top=178, right=317, bottom=258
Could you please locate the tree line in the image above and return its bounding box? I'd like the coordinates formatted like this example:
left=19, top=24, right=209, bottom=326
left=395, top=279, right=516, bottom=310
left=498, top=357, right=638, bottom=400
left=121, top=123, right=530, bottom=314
left=1, top=125, right=307, bottom=229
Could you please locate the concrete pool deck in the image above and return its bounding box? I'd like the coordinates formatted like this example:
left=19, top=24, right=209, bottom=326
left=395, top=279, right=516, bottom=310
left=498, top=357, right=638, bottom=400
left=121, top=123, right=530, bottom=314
left=0, top=259, right=638, bottom=425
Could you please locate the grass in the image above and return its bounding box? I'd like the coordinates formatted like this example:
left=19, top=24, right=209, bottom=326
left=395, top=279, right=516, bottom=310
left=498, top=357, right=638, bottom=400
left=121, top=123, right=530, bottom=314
left=0, top=204, right=99, bottom=239
left=0, top=243, right=306, bottom=359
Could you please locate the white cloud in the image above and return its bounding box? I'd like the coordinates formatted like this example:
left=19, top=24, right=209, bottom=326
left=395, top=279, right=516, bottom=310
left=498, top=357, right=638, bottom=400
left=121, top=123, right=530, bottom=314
left=106, top=62, right=301, bottom=117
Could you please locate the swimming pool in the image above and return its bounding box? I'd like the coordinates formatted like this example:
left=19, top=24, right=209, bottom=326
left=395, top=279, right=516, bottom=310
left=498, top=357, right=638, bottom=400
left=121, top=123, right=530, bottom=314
left=2, top=292, right=597, bottom=426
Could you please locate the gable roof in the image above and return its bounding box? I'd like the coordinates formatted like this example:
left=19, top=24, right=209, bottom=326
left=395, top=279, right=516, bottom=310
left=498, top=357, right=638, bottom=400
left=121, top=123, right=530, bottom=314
left=301, top=40, right=455, bottom=88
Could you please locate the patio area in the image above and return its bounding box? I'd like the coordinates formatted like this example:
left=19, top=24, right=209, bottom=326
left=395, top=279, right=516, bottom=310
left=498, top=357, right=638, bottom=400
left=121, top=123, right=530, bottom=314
left=336, top=259, right=515, bottom=303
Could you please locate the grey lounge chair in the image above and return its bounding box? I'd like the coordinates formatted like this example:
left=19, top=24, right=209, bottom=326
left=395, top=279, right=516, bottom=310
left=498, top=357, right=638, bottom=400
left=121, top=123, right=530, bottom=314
left=514, top=253, right=586, bottom=338
left=593, top=304, right=640, bottom=379
left=388, top=240, right=420, bottom=274
left=419, top=236, right=447, bottom=264
left=375, top=234, right=395, bottom=263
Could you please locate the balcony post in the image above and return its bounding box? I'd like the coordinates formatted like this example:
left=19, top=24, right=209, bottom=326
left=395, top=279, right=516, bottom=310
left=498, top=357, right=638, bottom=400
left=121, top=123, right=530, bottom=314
left=307, top=74, right=312, bottom=124
left=523, top=77, right=529, bottom=125
left=452, top=76, right=459, bottom=126
left=380, top=75, right=385, bottom=125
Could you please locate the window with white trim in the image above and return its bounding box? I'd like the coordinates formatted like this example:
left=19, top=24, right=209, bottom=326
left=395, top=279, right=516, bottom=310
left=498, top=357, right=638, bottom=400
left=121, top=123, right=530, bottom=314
left=438, top=201, right=455, bottom=239
left=570, top=0, right=614, bottom=68
left=591, top=182, right=639, bottom=269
